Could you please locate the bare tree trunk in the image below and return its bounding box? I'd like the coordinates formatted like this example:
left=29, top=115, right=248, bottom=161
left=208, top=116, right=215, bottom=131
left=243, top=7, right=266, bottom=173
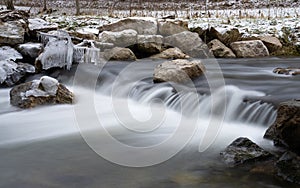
left=5, top=0, right=15, bottom=10
left=129, top=0, right=133, bottom=17
left=43, top=0, right=47, bottom=11
left=75, top=0, right=80, bottom=15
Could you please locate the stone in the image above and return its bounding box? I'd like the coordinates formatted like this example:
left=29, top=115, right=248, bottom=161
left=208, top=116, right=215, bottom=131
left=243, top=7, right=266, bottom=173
left=99, top=17, right=158, bottom=35
left=275, top=151, right=300, bottom=184
left=158, top=20, right=188, bottom=36
left=164, top=31, right=211, bottom=58
left=207, top=39, right=236, bottom=58
left=150, top=47, right=190, bottom=60
left=99, top=29, right=137, bottom=48
left=0, top=10, right=29, bottom=22
left=71, top=27, right=98, bottom=40
left=0, top=20, right=25, bottom=45
left=153, top=59, right=205, bottom=83
left=208, top=27, right=241, bottom=46
left=259, top=36, right=282, bottom=53
left=220, top=137, right=272, bottom=167
left=137, top=35, right=163, bottom=55
left=0, top=46, right=23, bottom=61
left=28, top=18, right=58, bottom=38
left=104, top=47, right=136, bottom=61
left=17, top=43, right=43, bottom=60
left=0, top=60, right=35, bottom=86
left=264, top=100, right=300, bottom=154
left=273, top=67, right=300, bottom=76
left=10, top=76, right=74, bottom=108
left=230, top=40, right=269, bottom=58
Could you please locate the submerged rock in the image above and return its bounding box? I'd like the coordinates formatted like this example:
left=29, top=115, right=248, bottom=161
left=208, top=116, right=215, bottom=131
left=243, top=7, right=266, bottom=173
left=10, top=76, right=74, bottom=108
left=276, top=151, right=300, bottom=184
left=230, top=40, right=269, bottom=58
left=273, top=67, right=300, bottom=76
left=99, top=17, right=158, bottom=35
left=220, top=137, right=272, bottom=166
left=264, top=100, right=300, bottom=154
left=208, top=39, right=236, bottom=58
left=104, top=47, right=136, bottom=61
left=164, top=31, right=210, bottom=58
left=99, top=29, right=137, bottom=48
left=0, top=46, right=23, bottom=61
left=0, top=60, right=35, bottom=86
left=153, top=59, right=205, bottom=83
left=150, top=47, right=190, bottom=60
left=17, top=43, right=43, bottom=60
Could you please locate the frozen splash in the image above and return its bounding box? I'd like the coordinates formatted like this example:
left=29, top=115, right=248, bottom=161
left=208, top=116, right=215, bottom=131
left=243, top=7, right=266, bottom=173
left=73, top=40, right=101, bottom=65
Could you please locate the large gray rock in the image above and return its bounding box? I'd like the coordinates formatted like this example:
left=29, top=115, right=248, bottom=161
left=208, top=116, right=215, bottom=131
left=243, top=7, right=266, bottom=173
left=17, top=43, right=43, bottom=60
left=10, top=76, right=74, bottom=108
left=104, top=47, right=136, bottom=61
left=230, top=40, right=269, bottom=58
left=137, top=35, right=163, bottom=55
left=158, top=20, right=188, bottom=36
left=220, top=137, right=272, bottom=167
left=259, top=36, right=282, bottom=53
left=0, top=60, right=35, bottom=86
left=264, top=100, right=300, bottom=154
left=0, top=20, right=25, bottom=45
left=208, top=27, right=241, bottom=46
left=99, top=17, right=158, bottom=35
left=153, top=59, right=205, bottom=83
left=276, top=151, right=300, bottom=184
left=150, top=47, right=190, bottom=60
left=208, top=39, right=236, bottom=58
left=99, top=29, right=137, bottom=48
left=164, top=31, right=210, bottom=58
left=0, top=46, right=23, bottom=61
left=28, top=18, right=58, bottom=38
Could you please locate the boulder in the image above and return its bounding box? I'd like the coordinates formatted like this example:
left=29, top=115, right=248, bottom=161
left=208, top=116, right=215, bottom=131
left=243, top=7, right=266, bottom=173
left=99, top=17, right=158, bottom=35
left=0, top=20, right=25, bottom=45
left=208, top=27, right=241, bottom=46
left=230, top=40, right=269, bottom=58
left=164, top=31, right=210, bottom=58
left=275, top=151, right=300, bottom=184
left=17, top=43, right=43, bottom=60
left=264, top=100, right=300, bottom=154
left=71, top=27, right=99, bottom=40
left=104, top=47, right=136, bottom=61
left=28, top=18, right=58, bottom=38
left=273, top=67, right=300, bottom=76
left=158, top=21, right=188, bottom=36
left=137, top=35, right=163, bottom=55
left=0, top=60, right=35, bottom=86
left=0, top=46, right=23, bottom=61
left=10, top=76, right=74, bottom=108
left=220, top=137, right=272, bottom=167
left=99, top=29, right=137, bottom=48
left=150, top=47, right=190, bottom=59
left=207, top=39, right=236, bottom=58
left=153, top=59, right=205, bottom=83
left=259, top=36, right=282, bottom=53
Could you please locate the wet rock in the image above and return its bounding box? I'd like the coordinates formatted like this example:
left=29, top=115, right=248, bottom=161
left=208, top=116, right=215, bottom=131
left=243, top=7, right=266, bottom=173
left=158, top=20, right=188, bottom=36
left=276, top=151, right=300, bottom=184
left=99, top=29, right=137, bottom=48
left=10, top=76, right=74, bottom=108
left=150, top=47, right=190, bottom=60
left=259, top=36, right=282, bottom=53
left=28, top=18, right=58, bottom=38
left=136, top=35, right=163, bottom=56
left=264, top=100, right=300, bottom=154
left=104, top=47, right=136, bottom=61
left=220, top=137, right=272, bottom=166
left=207, top=39, right=236, bottom=58
left=153, top=59, right=205, bottom=83
left=17, top=43, right=43, bottom=60
left=0, top=46, right=23, bottom=61
left=0, top=60, right=35, bottom=86
left=273, top=67, right=300, bottom=76
left=208, top=27, right=241, bottom=46
left=0, top=20, right=26, bottom=45
left=99, top=17, right=158, bottom=35
left=164, top=31, right=211, bottom=58
left=230, top=40, right=269, bottom=58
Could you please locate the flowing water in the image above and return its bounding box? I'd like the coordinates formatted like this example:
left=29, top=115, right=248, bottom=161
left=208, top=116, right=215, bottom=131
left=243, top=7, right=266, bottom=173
left=0, top=58, right=300, bottom=187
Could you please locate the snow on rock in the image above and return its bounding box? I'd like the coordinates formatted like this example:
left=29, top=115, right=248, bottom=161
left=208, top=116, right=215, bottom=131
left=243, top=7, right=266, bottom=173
left=0, top=46, right=23, bottom=61
left=0, top=20, right=25, bottom=45
left=17, top=43, right=43, bottom=60
left=99, top=29, right=137, bottom=47
left=28, top=18, right=58, bottom=38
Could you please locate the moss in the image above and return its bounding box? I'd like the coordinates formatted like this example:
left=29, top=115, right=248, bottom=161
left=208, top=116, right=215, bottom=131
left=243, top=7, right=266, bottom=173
left=271, top=44, right=300, bottom=57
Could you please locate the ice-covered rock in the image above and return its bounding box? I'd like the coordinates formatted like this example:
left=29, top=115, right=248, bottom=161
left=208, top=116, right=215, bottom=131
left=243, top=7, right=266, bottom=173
left=99, top=29, right=137, bottom=48
left=10, top=76, right=74, bottom=108
left=104, top=47, right=136, bottom=61
left=164, top=31, right=211, bottom=58
left=230, top=40, right=269, bottom=58
left=0, top=20, right=25, bottom=45
left=153, top=59, right=205, bottom=83
left=17, top=43, right=43, bottom=60
left=150, top=47, right=190, bottom=60
left=0, top=46, right=23, bottom=61
left=28, top=18, right=58, bottom=38
left=73, top=40, right=101, bottom=64
left=99, top=17, right=158, bottom=35
left=208, top=39, right=236, bottom=58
